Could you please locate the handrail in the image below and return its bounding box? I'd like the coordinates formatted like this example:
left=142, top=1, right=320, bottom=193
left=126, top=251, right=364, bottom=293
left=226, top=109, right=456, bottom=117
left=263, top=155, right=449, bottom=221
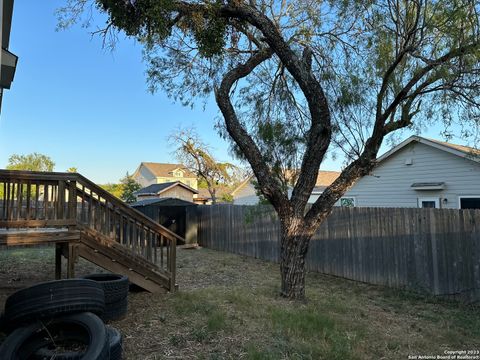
left=0, top=169, right=180, bottom=290
left=0, top=169, right=183, bottom=242
left=75, top=173, right=184, bottom=243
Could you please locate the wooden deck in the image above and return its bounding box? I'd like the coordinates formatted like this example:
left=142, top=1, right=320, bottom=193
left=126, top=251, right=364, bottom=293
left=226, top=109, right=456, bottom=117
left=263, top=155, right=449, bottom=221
left=0, top=170, right=184, bottom=293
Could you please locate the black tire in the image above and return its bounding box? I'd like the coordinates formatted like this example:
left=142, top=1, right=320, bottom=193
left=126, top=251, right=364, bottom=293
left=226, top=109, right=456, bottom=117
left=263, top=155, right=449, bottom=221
left=81, top=274, right=129, bottom=304
left=107, top=326, right=123, bottom=360
left=4, top=279, right=105, bottom=328
left=0, top=312, right=108, bottom=360
left=102, top=297, right=128, bottom=322
left=0, top=312, right=6, bottom=332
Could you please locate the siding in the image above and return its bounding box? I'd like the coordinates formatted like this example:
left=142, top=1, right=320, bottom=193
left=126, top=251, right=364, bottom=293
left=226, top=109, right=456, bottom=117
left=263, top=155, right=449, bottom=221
left=344, top=142, right=480, bottom=209
left=233, top=181, right=296, bottom=205
left=232, top=181, right=260, bottom=205
left=134, top=166, right=156, bottom=188
left=137, top=186, right=195, bottom=203
left=156, top=176, right=198, bottom=190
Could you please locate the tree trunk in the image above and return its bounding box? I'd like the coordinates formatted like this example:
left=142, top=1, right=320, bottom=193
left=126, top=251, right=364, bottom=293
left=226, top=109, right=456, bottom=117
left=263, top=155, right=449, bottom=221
left=209, top=188, right=217, bottom=204
left=279, top=223, right=313, bottom=300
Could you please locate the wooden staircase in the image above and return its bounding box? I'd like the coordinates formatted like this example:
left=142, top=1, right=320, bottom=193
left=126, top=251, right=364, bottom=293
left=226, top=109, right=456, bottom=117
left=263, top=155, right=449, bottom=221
left=0, top=170, right=183, bottom=293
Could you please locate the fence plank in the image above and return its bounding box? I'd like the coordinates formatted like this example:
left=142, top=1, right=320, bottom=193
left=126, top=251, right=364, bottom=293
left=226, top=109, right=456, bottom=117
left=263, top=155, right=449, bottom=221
left=198, top=205, right=480, bottom=301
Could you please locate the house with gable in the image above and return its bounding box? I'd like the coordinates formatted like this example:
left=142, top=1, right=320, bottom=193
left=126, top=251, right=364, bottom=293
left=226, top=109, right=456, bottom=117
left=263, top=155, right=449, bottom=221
left=231, top=170, right=341, bottom=205
left=342, top=136, right=480, bottom=209
left=132, top=162, right=198, bottom=190
left=133, top=181, right=198, bottom=203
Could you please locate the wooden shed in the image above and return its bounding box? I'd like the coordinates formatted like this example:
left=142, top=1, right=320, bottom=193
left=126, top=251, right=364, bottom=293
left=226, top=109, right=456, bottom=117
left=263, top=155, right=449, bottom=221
left=131, top=198, right=198, bottom=245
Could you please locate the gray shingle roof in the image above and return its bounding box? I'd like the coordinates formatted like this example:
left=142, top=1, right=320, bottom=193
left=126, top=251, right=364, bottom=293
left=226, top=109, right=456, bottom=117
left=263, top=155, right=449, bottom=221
left=134, top=182, right=178, bottom=196
left=131, top=197, right=197, bottom=207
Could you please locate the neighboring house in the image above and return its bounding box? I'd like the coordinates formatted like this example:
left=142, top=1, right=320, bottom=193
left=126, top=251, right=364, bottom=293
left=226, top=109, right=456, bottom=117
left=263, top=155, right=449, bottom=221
left=232, top=171, right=341, bottom=205
left=308, top=171, right=342, bottom=203
left=343, top=136, right=480, bottom=209
left=194, top=188, right=212, bottom=205
left=1, top=0, right=18, bottom=112
left=134, top=181, right=198, bottom=203
left=132, top=162, right=198, bottom=190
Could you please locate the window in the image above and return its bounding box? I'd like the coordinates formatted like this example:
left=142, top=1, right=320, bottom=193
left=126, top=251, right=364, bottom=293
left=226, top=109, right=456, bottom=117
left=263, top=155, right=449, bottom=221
left=418, top=197, right=439, bottom=208
left=340, top=197, right=355, bottom=207
left=459, top=196, right=480, bottom=209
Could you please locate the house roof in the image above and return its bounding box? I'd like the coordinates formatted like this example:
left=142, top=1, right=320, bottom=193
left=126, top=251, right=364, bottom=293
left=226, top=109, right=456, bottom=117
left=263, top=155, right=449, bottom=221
left=231, top=170, right=341, bottom=196
left=134, top=162, right=196, bottom=179
left=315, top=170, right=341, bottom=186
left=131, top=197, right=197, bottom=207
left=134, top=181, right=198, bottom=196
left=376, top=136, right=480, bottom=164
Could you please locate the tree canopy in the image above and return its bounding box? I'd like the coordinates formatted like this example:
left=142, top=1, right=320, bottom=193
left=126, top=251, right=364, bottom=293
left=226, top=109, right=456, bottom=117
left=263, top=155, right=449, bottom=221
left=169, top=127, right=241, bottom=203
left=120, top=172, right=142, bottom=203
left=6, top=153, right=55, bottom=172
left=59, top=0, right=480, bottom=299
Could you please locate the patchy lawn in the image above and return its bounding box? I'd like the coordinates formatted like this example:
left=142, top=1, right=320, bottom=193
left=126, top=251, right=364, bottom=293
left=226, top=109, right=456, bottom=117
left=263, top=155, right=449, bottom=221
left=0, top=246, right=479, bottom=359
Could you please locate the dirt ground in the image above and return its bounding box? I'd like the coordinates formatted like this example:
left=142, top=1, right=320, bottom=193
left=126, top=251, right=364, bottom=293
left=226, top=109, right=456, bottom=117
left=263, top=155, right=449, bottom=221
left=0, top=246, right=479, bottom=359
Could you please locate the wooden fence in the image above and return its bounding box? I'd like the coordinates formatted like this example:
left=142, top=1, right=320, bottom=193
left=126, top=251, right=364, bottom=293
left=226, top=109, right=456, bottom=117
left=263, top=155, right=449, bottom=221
left=197, top=205, right=480, bottom=301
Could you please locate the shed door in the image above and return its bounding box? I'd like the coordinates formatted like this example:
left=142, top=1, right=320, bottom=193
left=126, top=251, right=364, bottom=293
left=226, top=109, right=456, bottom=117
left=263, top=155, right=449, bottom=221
left=158, top=206, right=186, bottom=238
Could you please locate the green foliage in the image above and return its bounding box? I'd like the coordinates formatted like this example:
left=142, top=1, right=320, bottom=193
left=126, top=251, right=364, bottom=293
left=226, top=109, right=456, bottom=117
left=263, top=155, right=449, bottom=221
left=189, top=1, right=226, bottom=58
left=94, top=0, right=226, bottom=58
left=220, top=193, right=233, bottom=203
left=96, top=0, right=174, bottom=40
left=170, top=127, right=241, bottom=204
left=6, top=153, right=55, bottom=172
left=66, top=167, right=78, bottom=173
left=119, top=172, right=141, bottom=203
left=100, top=183, right=123, bottom=199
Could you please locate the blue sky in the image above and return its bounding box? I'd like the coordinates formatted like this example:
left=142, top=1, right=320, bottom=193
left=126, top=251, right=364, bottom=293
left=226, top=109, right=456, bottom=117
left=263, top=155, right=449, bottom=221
left=0, top=1, right=456, bottom=184
left=0, top=1, right=232, bottom=183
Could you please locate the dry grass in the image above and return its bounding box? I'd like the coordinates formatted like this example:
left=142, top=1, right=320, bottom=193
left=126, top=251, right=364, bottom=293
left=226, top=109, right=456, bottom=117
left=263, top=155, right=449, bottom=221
left=0, top=246, right=479, bottom=359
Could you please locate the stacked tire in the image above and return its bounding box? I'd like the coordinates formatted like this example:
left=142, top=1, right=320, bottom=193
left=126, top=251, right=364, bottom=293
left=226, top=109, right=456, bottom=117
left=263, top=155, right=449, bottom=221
left=81, top=274, right=129, bottom=322
left=0, top=275, right=127, bottom=359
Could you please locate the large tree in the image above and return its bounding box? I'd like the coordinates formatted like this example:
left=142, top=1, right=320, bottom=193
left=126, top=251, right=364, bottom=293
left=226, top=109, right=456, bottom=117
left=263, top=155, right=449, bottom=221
left=60, top=0, right=480, bottom=299
left=169, top=127, right=239, bottom=204
left=120, top=172, right=142, bottom=203
left=6, top=153, right=55, bottom=172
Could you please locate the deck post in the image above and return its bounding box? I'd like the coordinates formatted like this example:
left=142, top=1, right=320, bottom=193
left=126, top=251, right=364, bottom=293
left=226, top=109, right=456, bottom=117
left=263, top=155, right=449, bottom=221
left=55, top=243, right=62, bottom=279
left=169, top=238, right=177, bottom=292
left=67, top=243, right=77, bottom=278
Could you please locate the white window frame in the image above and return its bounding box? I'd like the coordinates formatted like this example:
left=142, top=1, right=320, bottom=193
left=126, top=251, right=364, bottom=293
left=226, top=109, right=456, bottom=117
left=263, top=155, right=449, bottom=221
left=418, top=197, right=440, bottom=209
left=340, top=197, right=356, bottom=207
left=458, top=196, right=480, bottom=209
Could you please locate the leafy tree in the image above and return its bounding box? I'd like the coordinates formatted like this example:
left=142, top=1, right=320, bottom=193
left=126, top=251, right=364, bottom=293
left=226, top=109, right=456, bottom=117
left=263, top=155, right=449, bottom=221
left=66, top=167, right=78, bottom=173
left=60, top=0, right=480, bottom=299
left=101, top=183, right=123, bottom=199
left=169, top=128, right=240, bottom=204
left=6, top=153, right=55, bottom=172
left=120, top=173, right=141, bottom=203
left=220, top=193, right=234, bottom=203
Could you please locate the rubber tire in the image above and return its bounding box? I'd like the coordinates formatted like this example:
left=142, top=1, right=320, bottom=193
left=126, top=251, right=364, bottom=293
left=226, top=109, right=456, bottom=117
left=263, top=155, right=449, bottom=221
left=81, top=273, right=129, bottom=304
left=107, top=326, right=123, bottom=360
left=102, top=297, right=128, bottom=322
left=4, top=279, right=105, bottom=328
left=33, top=326, right=123, bottom=360
left=0, top=312, right=108, bottom=360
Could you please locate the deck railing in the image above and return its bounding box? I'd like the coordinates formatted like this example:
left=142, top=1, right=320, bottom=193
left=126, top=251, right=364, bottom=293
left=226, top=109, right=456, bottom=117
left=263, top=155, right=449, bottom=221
left=0, top=170, right=180, bottom=286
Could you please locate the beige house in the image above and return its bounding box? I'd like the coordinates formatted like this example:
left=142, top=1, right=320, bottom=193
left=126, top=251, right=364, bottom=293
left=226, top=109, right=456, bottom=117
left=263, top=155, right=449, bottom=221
left=134, top=182, right=198, bottom=203
left=132, top=162, right=198, bottom=190
left=232, top=170, right=341, bottom=205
